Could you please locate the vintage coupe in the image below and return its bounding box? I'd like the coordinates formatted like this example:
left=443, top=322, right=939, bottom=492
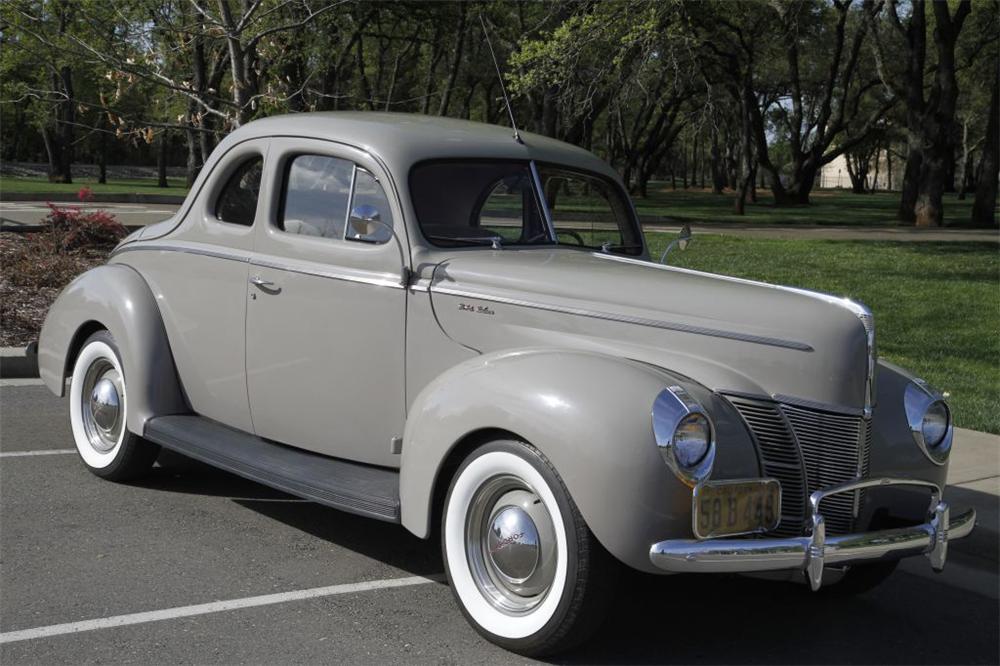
left=39, top=113, right=975, bottom=655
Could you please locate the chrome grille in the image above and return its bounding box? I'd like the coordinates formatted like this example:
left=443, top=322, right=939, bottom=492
left=726, top=397, right=806, bottom=537
left=782, top=404, right=869, bottom=535
left=728, top=396, right=873, bottom=536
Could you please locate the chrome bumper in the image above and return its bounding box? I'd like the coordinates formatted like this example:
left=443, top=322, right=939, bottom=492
left=649, top=477, right=977, bottom=591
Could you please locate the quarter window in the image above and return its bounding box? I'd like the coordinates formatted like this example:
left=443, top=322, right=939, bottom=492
left=215, top=156, right=263, bottom=226
left=280, top=154, right=354, bottom=238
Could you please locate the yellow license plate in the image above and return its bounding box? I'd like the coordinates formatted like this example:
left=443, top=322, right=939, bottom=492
left=693, top=479, right=781, bottom=539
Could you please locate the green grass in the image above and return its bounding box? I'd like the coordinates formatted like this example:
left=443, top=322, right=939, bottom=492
left=641, top=233, right=999, bottom=433
left=0, top=176, right=188, bottom=196
left=631, top=185, right=985, bottom=227
left=4, top=175, right=992, bottom=227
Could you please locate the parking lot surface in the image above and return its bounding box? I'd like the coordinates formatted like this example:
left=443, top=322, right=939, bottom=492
left=1, top=382, right=997, bottom=665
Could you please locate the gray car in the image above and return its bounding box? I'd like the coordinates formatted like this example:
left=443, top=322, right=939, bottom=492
left=37, top=112, right=975, bottom=656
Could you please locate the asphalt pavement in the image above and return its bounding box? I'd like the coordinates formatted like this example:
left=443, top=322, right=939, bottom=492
left=1, top=382, right=997, bottom=665
left=2, top=200, right=998, bottom=242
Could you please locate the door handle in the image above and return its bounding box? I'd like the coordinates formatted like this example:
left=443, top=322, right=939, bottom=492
left=249, top=276, right=276, bottom=289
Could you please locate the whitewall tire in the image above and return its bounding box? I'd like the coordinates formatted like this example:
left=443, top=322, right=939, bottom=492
left=442, top=440, right=616, bottom=656
left=69, top=330, right=159, bottom=481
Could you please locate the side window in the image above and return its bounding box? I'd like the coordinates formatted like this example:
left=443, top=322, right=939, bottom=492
left=346, top=169, right=394, bottom=244
left=215, top=156, right=263, bottom=226
left=280, top=154, right=353, bottom=238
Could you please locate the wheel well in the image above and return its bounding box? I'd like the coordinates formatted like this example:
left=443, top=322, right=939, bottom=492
left=64, top=321, right=106, bottom=379
left=428, top=427, right=526, bottom=539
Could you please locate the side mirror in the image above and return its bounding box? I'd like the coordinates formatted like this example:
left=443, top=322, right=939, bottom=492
left=344, top=204, right=411, bottom=287
left=347, top=204, right=391, bottom=244
left=659, top=224, right=693, bottom=264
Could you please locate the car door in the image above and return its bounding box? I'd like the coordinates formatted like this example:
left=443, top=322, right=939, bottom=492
left=125, top=139, right=269, bottom=433
left=245, top=138, right=408, bottom=468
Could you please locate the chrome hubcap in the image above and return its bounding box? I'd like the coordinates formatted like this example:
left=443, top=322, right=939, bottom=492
left=466, top=476, right=557, bottom=614
left=80, top=359, right=124, bottom=453
left=487, top=506, right=540, bottom=583
left=90, top=378, right=120, bottom=432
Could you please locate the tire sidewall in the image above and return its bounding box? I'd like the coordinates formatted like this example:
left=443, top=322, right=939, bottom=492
left=70, top=331, right=129, bottom=471
left=442, top=440, right=582, bottom=650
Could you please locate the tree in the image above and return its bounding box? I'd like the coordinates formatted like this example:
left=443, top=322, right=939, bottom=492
left=751, top=1, right=895, bottom=204
left=867, top=0, right=972, bottom=226
left=971, top=65, right=998, bottom=226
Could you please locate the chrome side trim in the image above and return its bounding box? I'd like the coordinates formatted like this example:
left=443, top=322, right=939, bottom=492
left=431, top=286, right=814, bottom=352
left=251, top=256, right=406, bottom=290
left=112, top=243, right=250, bottom=263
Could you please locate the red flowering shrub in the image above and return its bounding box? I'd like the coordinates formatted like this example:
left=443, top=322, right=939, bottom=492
left=77, top=186, right=94, bottom=202
left=44, top=203, right=129, bottom=252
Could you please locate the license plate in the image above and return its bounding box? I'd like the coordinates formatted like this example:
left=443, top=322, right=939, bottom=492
left=693, top=479, right=781, bottom=539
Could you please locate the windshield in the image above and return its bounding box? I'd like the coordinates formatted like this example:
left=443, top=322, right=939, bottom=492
left=409, top=160, right=643, bottom=255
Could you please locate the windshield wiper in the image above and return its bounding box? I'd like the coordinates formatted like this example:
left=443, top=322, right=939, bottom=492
left=426, top=234, right=503, bottom=249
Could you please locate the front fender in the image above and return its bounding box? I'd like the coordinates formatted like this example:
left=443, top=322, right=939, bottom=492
left=38, top=263, right=187, bottom=434
left=399, top=348, right=759, bottom=573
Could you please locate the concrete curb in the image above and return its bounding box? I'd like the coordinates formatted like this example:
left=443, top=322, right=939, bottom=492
left=0, top=344, right=39, bottom=379
left=0, top=192, right=186, bottom=204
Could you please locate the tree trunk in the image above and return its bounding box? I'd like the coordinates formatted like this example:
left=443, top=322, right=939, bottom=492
left=898, top=144, right=922, bottom=223
left=41, top=125, right=59, bottom=182
left=972, top=73, right=998, bottom=227
left=185, top=117, right=200, bottom=187
left=710, top=137, right=725, bottom=194
left=157, top=130, right=169, bottom=188
left=437, top=4, right=468, bottom=116
left=98, top=123, right=107, bottom=184
left=56, top=64, right=74, bottom=184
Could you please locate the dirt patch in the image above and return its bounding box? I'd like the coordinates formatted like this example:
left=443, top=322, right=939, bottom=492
left=0, top=232, right=109, bottom=346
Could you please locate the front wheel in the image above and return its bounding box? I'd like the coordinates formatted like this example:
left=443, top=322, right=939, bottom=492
left=69, top=330, right=159, bottom=481
left=442, top=440, right=616, bottom=656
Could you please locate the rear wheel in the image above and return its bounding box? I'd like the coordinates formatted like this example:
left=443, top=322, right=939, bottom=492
left=442, top=440, right=616, bottom=657
left=69, top=330, right=159, bottom=481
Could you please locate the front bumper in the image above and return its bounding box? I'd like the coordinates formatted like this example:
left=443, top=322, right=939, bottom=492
left=649, top=477, right=976, bottom=591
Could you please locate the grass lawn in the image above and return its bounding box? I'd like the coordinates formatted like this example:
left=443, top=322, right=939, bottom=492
left=4, top=174, right=993, bottom=228
left=631, top=185, right=985, bottom=227
left=0, top=176, right=188, bottom=196
left=643, top=232, right=999, bottom=434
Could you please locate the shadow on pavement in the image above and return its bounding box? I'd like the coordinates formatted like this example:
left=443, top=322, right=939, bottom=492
left=137, top=449, right=998, bottom=665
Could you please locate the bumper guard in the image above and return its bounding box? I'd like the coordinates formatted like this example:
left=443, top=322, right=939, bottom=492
left=649, top=477, right=976, bottom=591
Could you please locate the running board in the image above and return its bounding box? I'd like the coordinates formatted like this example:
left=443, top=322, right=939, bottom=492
left=143, top=415, right=400, bottom=522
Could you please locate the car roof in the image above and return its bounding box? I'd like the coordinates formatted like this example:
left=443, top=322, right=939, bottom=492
left=228, top=112, right=619, bottom=182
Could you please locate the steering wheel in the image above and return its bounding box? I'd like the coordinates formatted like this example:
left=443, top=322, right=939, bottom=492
left=556, top=230, right=586, bottom=246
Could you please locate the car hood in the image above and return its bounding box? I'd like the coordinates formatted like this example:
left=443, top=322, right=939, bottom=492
left=428, top=249, right=872, bottom=411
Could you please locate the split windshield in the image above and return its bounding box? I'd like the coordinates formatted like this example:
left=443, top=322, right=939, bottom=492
left=409, top=160, right=643, bottom=256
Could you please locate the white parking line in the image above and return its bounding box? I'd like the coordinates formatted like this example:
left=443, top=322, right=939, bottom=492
left=0, top=449, right=75, bottom=458
left=0, top=574, right=443, bottom=644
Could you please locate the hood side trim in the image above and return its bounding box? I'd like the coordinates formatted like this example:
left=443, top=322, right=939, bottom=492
left=432, top=286, right=813, bottom=352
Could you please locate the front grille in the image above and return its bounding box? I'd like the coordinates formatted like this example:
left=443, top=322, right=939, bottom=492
left=728, top=396, right=872, bottom=536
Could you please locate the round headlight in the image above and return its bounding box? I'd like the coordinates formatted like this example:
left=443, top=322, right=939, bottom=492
left=673, top=413, right=711, bottom=467
left=922, top=400, right=949, bottom=448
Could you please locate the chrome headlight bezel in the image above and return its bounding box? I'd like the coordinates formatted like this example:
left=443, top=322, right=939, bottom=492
left=652, top=386, right=716, bottom=485
left=904, top=380, right=953, bottom=465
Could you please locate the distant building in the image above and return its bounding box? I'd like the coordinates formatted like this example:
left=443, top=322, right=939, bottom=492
left=816, top=148, right=900, bottom=191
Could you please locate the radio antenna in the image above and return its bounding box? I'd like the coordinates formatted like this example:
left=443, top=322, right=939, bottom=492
left=478, top=12, right=523, bottom=144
